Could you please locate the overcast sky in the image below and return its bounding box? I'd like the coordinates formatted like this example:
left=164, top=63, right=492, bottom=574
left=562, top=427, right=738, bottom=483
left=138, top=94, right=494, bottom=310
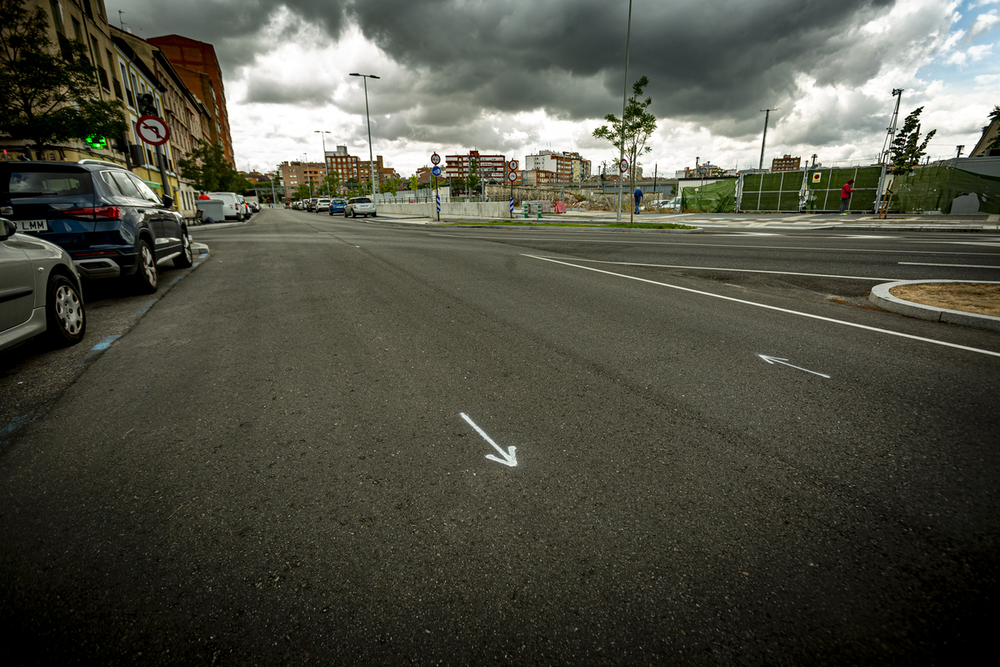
left=106, top=0, right=999, bottom=177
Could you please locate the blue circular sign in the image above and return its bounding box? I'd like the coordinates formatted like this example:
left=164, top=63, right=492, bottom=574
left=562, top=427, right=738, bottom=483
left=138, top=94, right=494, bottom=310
left=431, top=165, right=442, bottom=177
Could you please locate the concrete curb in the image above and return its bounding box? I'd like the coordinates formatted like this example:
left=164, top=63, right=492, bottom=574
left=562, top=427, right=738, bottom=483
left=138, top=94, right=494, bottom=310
left=869, top=280, right=1000, bottom=332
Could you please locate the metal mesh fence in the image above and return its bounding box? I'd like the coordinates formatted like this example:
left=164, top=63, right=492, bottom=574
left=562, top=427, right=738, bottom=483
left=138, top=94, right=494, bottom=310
left=738, top=167, right=881, bottom=212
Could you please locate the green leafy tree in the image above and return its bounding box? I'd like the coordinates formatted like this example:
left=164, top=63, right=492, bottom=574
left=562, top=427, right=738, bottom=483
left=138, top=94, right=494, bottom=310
left=178, top=141, right=248, bottom=192
left=0, top=0, right=127, bottom=158
left=293, top=183, right=312, bottom=199
left=889, top=107, right=936, bottom=176
left=466, top=158, right=481, bottom=196
left=382, top=176, right=402, bottom=196
left=592, top=75, right=657, bottom=217
left=322, top=171, right=340, bottom=195
left=409, top=175, right=419, bottom=191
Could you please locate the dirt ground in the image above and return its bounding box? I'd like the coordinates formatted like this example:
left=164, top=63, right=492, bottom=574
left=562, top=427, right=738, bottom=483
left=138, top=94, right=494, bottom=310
left=890, top=283, right=1000, bottom=317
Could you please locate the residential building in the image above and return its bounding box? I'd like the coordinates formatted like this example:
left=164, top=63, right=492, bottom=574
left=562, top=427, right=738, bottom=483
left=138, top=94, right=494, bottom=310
left=325, top=145, right=360, bottom=191
left=971, top=114, right=1000, bottom=157
left=110, top=25, right=211, bottom=216
left=280, top=161, right=328, bottom=199
left=678, top=164, right=722, bottom=178
left=147, top=34, right=234, bottom=166
left=445, top=150, right=506, bottom=182
left=521, top=169, right=556, bottom=186
left=524, top=150, right=592, bottom=182
left=771, top=155, right=802, bottom=172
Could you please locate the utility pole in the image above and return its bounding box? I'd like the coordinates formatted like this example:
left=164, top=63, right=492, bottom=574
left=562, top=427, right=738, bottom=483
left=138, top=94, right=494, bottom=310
left=811, top=154, right=818, bottom=169
left=759, top=108, right=776, bottom=171
left=875, top=88, right=903, bottom=215
left=956, top=145, right=964, bottom=159
left=616, top=0, right=633, bottom=222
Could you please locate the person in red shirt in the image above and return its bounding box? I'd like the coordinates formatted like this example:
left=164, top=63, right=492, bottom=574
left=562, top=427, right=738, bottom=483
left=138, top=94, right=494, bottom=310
left=839, top=179, right=855, bottom=214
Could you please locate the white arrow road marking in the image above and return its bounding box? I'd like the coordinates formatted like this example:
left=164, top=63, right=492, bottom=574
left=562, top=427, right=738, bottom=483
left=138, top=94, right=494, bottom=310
left=758, top=354, right=831, bottom=378
left=460, top=413, right=517, bottom=467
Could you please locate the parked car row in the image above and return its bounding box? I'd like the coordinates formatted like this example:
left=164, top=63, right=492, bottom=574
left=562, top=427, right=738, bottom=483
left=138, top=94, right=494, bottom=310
left=201, top=191, right=256, bottom=222
left=1, top=160, right=196, bottom=353
left=288, top=197, right=367, bottom=217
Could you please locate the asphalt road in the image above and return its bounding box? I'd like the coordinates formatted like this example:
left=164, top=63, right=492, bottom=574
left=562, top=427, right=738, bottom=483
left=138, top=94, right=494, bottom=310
left=2, top=209, right=999, bottom=665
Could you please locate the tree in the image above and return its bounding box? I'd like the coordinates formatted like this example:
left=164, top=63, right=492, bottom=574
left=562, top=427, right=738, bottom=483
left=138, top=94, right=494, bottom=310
left=382, top=176, right=402, bottom=196
left=592, top=75, right=657, bottom=217
left=322, top=171, right=340, bottom=195
left=889, top=106, right=936, bottom=176
left=409, top=175, right=419, bottom=191
left=293, top=183, right=312, bottom=199
left=177, top=141, right=248, bottom=193
left=0, top=0, right=127, bottom=158
left=466, top=157, right=480, bottom=197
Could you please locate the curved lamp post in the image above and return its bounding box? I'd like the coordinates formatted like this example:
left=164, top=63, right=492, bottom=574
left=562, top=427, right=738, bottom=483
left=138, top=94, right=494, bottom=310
left=349, top=73, right=379, bottom=199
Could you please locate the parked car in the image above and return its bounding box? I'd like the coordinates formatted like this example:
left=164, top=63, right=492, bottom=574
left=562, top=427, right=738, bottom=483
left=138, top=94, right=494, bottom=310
left=1, top=217, right=86, bottom=352
left=329, top=198, right=347, bottom=215
left=344, top=196, right=376, bottom=218
left=0, top=160, right=193, bottom=294
left=205, top=191, right=245, bottom=221
left=315, top=197, right=331, bottom=213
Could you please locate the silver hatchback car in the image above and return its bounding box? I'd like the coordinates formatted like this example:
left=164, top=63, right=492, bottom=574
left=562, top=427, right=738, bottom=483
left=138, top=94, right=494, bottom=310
left=344, top=196, right=376, bottom=218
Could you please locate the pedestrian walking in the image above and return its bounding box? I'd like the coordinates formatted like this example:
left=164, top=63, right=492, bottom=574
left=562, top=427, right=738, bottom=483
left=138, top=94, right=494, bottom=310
left=634, top=187, right=643, bottom=214
left=839, top=179, right=855, bottom=214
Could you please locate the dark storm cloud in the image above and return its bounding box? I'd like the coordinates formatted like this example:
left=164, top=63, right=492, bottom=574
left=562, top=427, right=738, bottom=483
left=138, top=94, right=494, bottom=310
left=108, top=0, right=899, bottom=144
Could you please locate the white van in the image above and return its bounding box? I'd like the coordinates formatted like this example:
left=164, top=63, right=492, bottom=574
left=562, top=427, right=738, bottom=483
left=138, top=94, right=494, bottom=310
left=205, top=192, right=244, bottom=221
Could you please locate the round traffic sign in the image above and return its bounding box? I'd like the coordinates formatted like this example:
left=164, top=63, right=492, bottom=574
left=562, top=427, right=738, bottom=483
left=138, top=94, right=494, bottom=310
left=508, top=159, right=518, bottom=171
left=618, top=158, right=629, bottom=173
left=431, top=165, right=442, bottom=177
left=431, top=153, right=441, bottom=165
left=136, top=115, right=170, bottom=146
left=507, top=170, right=517, bottom=182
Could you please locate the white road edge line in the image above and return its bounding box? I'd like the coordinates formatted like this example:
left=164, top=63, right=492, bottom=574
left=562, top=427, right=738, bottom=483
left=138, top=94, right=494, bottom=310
left=522, top=254, right=1000, bottom=359
left=460, top=413, right=518, bottom=467
left=898, top=262, right=1000, bottom=269
left=556, top=257, right=898, bottom=282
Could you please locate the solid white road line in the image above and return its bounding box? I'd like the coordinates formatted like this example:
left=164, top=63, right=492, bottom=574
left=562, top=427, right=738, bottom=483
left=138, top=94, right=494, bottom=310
left=523, top=254, right=1000, bottom=359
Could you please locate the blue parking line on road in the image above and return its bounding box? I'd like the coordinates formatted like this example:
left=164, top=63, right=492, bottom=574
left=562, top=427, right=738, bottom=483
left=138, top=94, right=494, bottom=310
left=0, top=413, right=40, bottom=450
left=76, top=334, right=122, bottom=367
left=168, top=275, right=183, bottom=286
left=134, top=298, right=157, bottom=315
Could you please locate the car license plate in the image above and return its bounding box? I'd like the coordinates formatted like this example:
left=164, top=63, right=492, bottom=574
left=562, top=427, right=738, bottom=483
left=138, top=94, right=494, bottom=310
left=15, top=219, right=48, bottom=232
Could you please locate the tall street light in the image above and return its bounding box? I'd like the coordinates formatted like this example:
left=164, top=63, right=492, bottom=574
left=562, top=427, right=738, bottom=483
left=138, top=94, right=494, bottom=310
left=314, top=130, right=331, bottom=195
left=616, top=0, right=633, bottom=222
left=350, top=73, right=379, bottom=199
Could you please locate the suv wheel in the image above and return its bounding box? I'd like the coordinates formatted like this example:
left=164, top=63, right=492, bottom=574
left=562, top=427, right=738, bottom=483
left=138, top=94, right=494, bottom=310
left=46, top=274, right=85, bottom=345
left=133, top=238, right=159, bottom=293
left=174, top=230, right=194, bottom=268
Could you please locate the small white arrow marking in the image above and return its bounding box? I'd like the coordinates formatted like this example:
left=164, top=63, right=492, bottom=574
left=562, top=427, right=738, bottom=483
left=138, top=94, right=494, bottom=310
left=460, top=413, right=517, bottom=467
left=757, top=354, right=830, bottom=379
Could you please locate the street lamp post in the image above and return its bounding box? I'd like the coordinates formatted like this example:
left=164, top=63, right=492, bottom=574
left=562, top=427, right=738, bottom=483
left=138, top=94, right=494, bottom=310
left=314, top=130, right=331, bottom=195
left=617, top=0, right=633, bottom=222
left=349, top=73, right=380, bottom=200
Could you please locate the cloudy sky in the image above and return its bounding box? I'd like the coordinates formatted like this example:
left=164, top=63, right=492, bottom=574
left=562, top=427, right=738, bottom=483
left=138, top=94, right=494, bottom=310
left=106, top=0, right=999, bottom=177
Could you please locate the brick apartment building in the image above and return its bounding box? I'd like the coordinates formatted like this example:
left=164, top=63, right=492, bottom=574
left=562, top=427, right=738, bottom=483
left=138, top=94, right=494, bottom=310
left=771, top=155, right=802, bottom=172
left=280, top=161, right=328, bottom=199
left=445, top=150, right=506, bottom=182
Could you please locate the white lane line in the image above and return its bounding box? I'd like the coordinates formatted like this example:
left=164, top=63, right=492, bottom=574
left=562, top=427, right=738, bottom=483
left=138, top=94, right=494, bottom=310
left=429, top=233, right=1000, bottom=256
left=460, top=413, right=518, bottom=467
left=898, top=262, right=1000, bottom=269
left=555, top=257, right=897, bottom=282
left=522, top=254, right=1000, bottom=359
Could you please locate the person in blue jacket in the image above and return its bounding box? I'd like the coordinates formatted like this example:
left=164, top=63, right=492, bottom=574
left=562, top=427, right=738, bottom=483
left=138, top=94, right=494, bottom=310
left=634, top=188, right=643, bottom=214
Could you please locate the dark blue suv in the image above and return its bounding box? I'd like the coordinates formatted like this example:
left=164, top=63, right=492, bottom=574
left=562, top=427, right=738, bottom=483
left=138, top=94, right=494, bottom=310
left=0, top=160, right=193, bottom=293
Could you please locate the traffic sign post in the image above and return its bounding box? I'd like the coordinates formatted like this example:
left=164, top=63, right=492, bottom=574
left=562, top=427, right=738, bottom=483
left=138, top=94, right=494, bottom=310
left=135, top=114, right=172, bottom=206
left=431, top=160, right=442, bottom=221
left=507, top=160, right=518, bottom=218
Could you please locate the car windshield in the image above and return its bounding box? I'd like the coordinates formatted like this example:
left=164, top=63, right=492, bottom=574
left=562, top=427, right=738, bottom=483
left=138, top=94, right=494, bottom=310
left=332, top=199, right=346, bottom=204
left=354, top=198, right=372, bottom=204
left=4, top=171, right=93, bottom=198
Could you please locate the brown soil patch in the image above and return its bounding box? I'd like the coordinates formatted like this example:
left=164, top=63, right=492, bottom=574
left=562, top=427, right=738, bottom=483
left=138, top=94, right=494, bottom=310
left=889, top=283, right=1000, bottom=317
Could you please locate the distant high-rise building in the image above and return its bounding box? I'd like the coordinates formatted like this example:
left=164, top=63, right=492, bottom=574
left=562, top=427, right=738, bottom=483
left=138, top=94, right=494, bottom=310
left=524, top=150, right=592, bottom=182
left=771, top=155, right=802, bottom=172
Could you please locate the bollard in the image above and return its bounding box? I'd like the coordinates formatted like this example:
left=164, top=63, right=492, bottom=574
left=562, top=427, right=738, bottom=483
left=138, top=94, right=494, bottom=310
left=523, top=204, right=528, bottom=219
left=537, top=206, right=542, bottom=220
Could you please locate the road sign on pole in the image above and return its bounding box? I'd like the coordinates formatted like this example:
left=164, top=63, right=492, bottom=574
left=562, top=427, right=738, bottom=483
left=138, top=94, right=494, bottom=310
left=431, top=153, right=441, bottom=165
left=619, top=158, right=629, bottom=173
left=135, top=115, right=170, bottom=146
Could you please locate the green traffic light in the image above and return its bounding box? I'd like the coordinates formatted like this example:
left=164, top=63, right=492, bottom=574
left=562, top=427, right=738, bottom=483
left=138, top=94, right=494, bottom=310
left=85, top=135, right=107, bottom=149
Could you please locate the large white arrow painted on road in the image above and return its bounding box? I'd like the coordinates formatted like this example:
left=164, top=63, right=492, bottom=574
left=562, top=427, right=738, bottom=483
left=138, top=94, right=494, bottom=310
left=460, top=413, right=518, bottom=467
left=757, top=354, right=830, bottom=378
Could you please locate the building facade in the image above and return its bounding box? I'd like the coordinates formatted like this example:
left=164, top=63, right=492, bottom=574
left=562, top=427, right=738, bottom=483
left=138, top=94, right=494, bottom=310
left=147, top=34, right=234, bottom=167
left=771, top=155, right=802, bottom=172
left=524, top=150, right=592, bottom=183
left=445, top=150, right=506, bottom=182
left=280, top=161, right=329, bottom=199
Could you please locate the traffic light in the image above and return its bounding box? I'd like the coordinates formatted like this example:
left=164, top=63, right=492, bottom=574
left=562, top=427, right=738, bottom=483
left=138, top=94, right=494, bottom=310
left=85, top=135, right=108, bottom=149
left=137, top=93, right=157, bottom=117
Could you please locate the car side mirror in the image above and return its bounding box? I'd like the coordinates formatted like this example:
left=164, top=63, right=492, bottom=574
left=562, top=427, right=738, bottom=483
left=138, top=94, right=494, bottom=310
left=161, top=195, right=174, bottom=209
left=1, top=218, right=16, bottom=240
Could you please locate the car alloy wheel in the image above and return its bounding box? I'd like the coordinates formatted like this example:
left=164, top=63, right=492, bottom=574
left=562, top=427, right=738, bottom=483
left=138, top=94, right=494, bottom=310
left=46, top=275, right=85, bottom=345
left=175, top=231, right=194, bottom=268
left=134, top=239, right=158, bottom=293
